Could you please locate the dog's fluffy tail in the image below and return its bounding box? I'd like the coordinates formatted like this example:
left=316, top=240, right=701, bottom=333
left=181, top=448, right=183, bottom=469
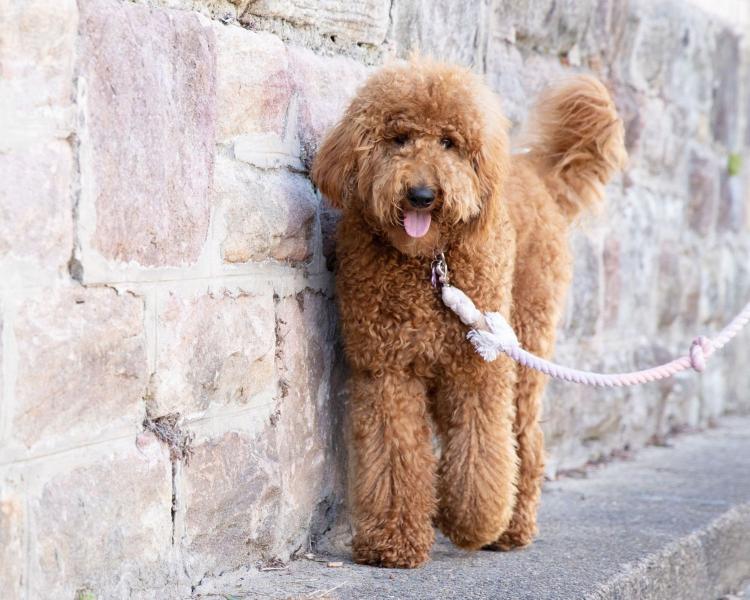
left=523, top=75, right=627, bottom=220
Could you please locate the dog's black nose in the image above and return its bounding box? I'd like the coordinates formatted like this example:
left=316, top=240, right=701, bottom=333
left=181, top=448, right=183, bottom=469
left=407, top=186, right=435, bottom=208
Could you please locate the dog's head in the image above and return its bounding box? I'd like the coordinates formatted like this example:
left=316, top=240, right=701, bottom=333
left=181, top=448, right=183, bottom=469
left=312, top=59, right=510, bottom=256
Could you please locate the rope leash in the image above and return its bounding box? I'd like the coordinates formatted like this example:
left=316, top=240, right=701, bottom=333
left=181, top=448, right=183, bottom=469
left=433, top=254, right=750, bottom=388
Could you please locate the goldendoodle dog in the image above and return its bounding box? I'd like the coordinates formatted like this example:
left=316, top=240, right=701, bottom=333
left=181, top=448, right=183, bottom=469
left=311, top=58, right=626, bottom=568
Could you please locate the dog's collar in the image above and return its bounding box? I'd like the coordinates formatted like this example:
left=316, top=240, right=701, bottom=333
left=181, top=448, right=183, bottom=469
left=431, top=250, right=450, bottom=288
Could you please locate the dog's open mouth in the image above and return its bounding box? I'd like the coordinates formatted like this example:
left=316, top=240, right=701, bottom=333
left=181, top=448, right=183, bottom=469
left=403, top=210, right=431, bottom=238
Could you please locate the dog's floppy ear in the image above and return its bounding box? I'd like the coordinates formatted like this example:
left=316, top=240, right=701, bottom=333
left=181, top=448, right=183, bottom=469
left=311, top=111, right=368, bottom=210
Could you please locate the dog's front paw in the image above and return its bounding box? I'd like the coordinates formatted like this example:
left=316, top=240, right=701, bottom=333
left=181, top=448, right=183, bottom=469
left=352, top=524, right=434, bottom=568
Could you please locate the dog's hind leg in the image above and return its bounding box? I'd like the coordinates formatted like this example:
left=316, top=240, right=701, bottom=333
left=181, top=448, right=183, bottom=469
left=349, top=370, right=437, bottom=568
left=485, top=290, right=560, bottom=551
left=434, top=355, right=519, bottom=549
left=484, top=365, right=546, bottom=550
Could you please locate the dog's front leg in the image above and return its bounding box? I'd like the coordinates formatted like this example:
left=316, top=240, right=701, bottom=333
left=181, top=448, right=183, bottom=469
left=349, top=370, right=437, bottom=568
left=434, top=357, right=519, bottom=549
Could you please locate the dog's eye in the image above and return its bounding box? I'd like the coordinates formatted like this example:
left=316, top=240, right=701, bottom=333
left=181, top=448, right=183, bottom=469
left=394, top=133, right=409, bottom=147
left=440, top=137, right=455, bottom=149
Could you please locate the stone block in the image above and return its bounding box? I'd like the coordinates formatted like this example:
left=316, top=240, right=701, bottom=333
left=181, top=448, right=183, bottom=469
left=214, top=25, right=292, bottom=142
left=613, top=4, right=706, bottom=110
left=710, top=30, right=740, bottom=148
left=12, top=288, right=148, bottom=448
left=216, top=157, right=317, bottom=264
left=389, top=0, right=487, bottom=67
left=240, top=0, right=390, bottom=45
left=0, top=139, right=73, bottom=279
left=0, top=316, right=3, bottom=434
left=717, top=170, right=745, bottom=233
left=152, top=289, right=276, bottom=416
left=488, top=50, right=567, bottom=129
left=622, top=1, right=683, bottom=94
left=604, top=187, right=661, bottom=334
left=232, top=133, right=302, bottom=170
left=620, top=1, right=715, bottom=119
left=484, top=40, right=526, bottom=127
left=581, top=0, right=633, bottom=70
left=0, top=0, right=77, bottom=139
left=288, top=46, right=369, bottom=166
left=629, top=97, right=683, bottom=181
left=686, top=150, right=719, bottom=236
left=275, top=291, right=334, bottom=413
left=602, top=236, right=620, bottom=329
left=662, top=16, right=714, bottom=112
left=274, top=292, right=338, bottom=540
left=78, top=0, right=215, bottom=269
left=0, top=487, right=25, bottom=599
left=560, top=232, right=601, bottom=339
left=611, top=84, right=645, bottom=156
left=183, top=291, right=338, bottom=577
left=492, top=0, right=596, bottom=55
left=183, top=429, right=283, bottom=578
left=29, top=435, right=173, bottom=598
left=656, top=242, right=700, bottom=330
left=152, top=0, right=239, bottom=21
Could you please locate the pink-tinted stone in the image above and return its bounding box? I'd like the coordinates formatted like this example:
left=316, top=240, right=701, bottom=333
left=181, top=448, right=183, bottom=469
left=390, top=0, right=487, bottom=67
left=519, top=54, right=569, bottom=99
left=623, top=1, right=686, bottom=95
left=0, top=0, right=77, bottom=134
left=241, top=0, right=390, bottom=45
left=710, top=30, right=740, bottom=148
left=680, top=256, right=701, bottom=329
left=29, top=435, right=173, bottom=598
left=182, top=292, right=338, bottom=576
left=288, top=46, right=369, bottom=166
left=275, top=292, right=335, bottom=436
left=0, top=316, right=3, bottom=430
left=611, top=83, right=646, bottom=155
left=13, top=288, right=148, bottom=448
left=183, top=430, right=282, bottom=577
left=484, top=41, right=526, bottom=125
left=657, top=243, right=680, bottom=328
left=686, top=150, right=718, bottom=236
left=214, top=26, right=291, bottom=141
left=491, top=0, right=594, bottom=57
left=216, top=157, right=317, bottom=263
left=0, top=489, right=24, bottom=598
left=152, top=290, right=276, bottom=415
left=561, top=233, right=601, bottom=338
left=630, top=97, right=682, bottom=178
left=273, top=291, right=339, bottom=539
left=602, top=236, right=620, bottom=328
left=78, top=0, right=216, bottom=267
left=717, top=171, right=745, bottom=233
left=0, top=140, right=73, bottom=274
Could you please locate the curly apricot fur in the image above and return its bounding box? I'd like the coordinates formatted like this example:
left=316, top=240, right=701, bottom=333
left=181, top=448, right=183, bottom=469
left=312, top=59, right=626, bottom=568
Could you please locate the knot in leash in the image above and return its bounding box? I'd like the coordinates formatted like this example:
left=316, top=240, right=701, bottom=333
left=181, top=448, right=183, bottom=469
left=689, top=336, right=713, bottom=372
left=466, top=312, right=519, bottom=362
left=431, top=251, right=449, bottom=288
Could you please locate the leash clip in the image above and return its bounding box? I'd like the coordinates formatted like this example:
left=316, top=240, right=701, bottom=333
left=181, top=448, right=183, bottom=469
left=431, top=251, right=450, bottom=288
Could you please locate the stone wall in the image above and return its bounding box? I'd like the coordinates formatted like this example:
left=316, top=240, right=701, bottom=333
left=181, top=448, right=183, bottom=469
left=0, top=0, right=748, bottom=597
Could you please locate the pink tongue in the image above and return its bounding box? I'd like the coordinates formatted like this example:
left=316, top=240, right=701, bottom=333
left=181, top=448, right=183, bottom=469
left=403, top=210, right=431, bottom=238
